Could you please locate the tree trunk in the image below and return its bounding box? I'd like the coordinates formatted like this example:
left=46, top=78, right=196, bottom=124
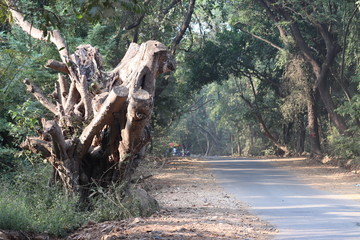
left=20, top=39, right=174, bottom=197
left=316, top=76, right=347, bottom=134
left=296, top=113, right=306, bottom=154
left=256, top=115, right=289, bottom=155
left=6, top=1, right=178, bottom=198
left=306, top=89, right=322, bottom=156
left=237, top=135, right=242, bottom=156
left=230, top=134, right=234, bottom=155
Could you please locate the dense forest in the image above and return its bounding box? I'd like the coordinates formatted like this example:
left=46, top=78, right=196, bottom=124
left=0, top=0, right=359, bottom=236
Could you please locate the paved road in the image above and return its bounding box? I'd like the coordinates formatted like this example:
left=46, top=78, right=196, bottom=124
left=205, top=157, right=360, bottom=240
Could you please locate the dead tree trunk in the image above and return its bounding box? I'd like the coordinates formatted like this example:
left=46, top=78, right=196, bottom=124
left=8, top=4, right=175, bottom=198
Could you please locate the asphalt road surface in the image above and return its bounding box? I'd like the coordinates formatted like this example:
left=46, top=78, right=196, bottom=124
left=205, top=157, right=360, bottom=240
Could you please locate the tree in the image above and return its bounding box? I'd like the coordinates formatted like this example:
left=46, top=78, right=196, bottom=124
left=6, top=1, right=175, bottom=199
left=253, top=0, right=356, bottom=134
left=184, top=28, right=293, bottom=154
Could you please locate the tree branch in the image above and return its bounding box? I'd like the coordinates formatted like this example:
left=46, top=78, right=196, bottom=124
left=235, top=24, right=284, bottom=51
left=45, top=59, right=70, bottom=74
left=23, top=78, right=58, bottom=115
left=255, top=0, right=289, bottom=41
left=170, top=0, right=196, bottom=55
left=43, top=120, right=68, bottom=161
left=78, top=86, right=128, bottom=160
left=57, top=74, right=68, bottom=106
left=6, top=1, right=69, bottom=62
left=162, top=0, right=181, bottom=15
left=77, top=75, right=93, bottom=120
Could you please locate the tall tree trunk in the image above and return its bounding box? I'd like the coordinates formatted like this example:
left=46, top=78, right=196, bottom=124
left=237, top=135, right=242, bottom=156
left=316, top=74, right=347, bottom=134
left=306, top=89, right=322, bottom=156
left=230, top=134, right=234, bottom=155
left=296, top=113, right=306, bottom=154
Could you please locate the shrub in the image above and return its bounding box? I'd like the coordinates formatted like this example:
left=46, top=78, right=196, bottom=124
left=327, top=126, right=360, bottom=160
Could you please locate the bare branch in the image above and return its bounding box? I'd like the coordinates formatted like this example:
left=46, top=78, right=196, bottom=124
left=235, top=24, right=284, bottom=51
left=43, top=120, right=68, bottom=161
left=20, top=137, right=52, bottom=158
left=77, top=75, right=93, bottom=120
left=171, top=0, right=196, bottom=55
left=23, top=78, right=58, bottom=115
left=45, top=60, right=70, bottom=74
left=57, top=74, right=68, bottom=106
left=162, top=0, right=181, bottom=15
left=6, top=1, right=69, bottom=62
left=64, top=81, right=80, bottom=115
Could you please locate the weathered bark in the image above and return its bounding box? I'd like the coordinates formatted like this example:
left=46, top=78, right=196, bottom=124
left=10, top=0, right=175, bottom=197
left=45, top=60, right=70, bottom=74
left=306, top=89, right=322, bottom=156
left=78, top=86, right=129, bottom=160
left=23, top=79, right=58, bottom=115
left=118, top=90, right=153, bottom=182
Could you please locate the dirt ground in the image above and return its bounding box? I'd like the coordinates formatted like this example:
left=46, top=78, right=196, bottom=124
left=269, top=157, right=360, bottom=202
left=66, top=157, right=277, bottom=240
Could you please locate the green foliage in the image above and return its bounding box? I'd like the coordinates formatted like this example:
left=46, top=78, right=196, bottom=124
left=330, top=77, right=360, bottom=159
left=327, top=126, right=360, bottom=160
left=77, top=0, right=146, bottom=21
left=8, top=100, right=45, bottom=144
left=337, top=75, right=360, bottom=123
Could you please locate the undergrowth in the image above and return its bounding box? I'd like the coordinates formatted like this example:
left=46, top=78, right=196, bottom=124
left=0, top=157, right=153, bottom=237
left=0, top=164, right=86, bottom=236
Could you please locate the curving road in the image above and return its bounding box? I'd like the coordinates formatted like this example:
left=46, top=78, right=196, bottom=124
left=205, top=157, right=360, bottom=240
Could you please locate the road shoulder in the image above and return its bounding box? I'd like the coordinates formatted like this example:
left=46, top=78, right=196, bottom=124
left=269, top=157, right=360, bottom=201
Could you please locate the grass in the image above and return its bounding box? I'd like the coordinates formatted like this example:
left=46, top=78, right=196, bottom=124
left=0, top=159, right=157, bottom=237
left=0, top=165, right=86, bottom=236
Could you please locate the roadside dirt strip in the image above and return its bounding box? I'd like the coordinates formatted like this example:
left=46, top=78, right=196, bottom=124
left=68, top=157, right=276, bottom=240
left=270, top=157, right=360, bottom=202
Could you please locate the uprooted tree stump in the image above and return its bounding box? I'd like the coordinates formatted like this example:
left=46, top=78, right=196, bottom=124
left=23, top=41, right=174, bottom=199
